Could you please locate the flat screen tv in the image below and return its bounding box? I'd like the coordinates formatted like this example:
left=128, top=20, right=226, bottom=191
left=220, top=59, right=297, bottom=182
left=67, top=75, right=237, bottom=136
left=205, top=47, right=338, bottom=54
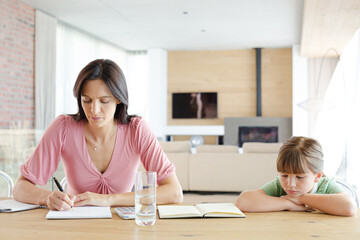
left=238, top=126, right=278, bottom=147
left=172, top=92, right=217, bottom=119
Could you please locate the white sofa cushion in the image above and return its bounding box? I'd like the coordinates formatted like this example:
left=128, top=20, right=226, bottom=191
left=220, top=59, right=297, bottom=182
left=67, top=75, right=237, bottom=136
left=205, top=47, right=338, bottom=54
left=160, top=141, right=191, bottom=153
left=189, top=152, right=278, bottom=191
left=196, top=145, right=239, bottom=153
left=159, top=141, right=191, bottom=191
left=242, top=142, right=282, bottom=153
left=166, top=153, right=190, bottom=191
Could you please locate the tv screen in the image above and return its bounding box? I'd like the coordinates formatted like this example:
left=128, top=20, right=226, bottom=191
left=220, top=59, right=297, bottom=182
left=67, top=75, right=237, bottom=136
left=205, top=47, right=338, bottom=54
left=172, top=92, right=217, bottom=119
left=238, top=126, right=278, bottom=147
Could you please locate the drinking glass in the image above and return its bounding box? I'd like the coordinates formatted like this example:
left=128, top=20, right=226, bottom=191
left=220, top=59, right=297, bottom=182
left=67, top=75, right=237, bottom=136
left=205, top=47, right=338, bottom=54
left=135, top=171, right=156, bottom=226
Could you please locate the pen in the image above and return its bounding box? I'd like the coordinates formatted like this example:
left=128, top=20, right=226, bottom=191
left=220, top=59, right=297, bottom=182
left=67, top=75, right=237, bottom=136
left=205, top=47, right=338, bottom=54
left=53, top=176, right=64, bottom=192
left=53, top=176, right=74, bottom=209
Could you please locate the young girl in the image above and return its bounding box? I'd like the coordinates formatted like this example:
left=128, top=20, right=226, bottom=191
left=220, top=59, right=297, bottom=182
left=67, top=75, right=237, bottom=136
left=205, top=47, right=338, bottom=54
left=235, top=136, right=357, bottom=216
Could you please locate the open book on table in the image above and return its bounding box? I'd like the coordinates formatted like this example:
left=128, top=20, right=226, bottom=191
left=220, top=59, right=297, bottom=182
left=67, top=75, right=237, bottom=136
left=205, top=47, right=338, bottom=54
left=157, top=203, right=245, bottom=219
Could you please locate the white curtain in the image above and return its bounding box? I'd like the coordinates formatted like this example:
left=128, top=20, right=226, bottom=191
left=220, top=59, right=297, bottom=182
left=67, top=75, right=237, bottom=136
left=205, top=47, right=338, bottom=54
left=35, top=10, right=57, bottom=130
left=306, top=57, right=338, bottom=136
left=55, top=22, right=128, bottom=116
left=314, top=29, right=360, bottom=188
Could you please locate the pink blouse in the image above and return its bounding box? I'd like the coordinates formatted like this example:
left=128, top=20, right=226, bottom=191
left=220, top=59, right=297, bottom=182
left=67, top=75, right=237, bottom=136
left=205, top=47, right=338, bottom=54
left=20, top=115, right=175, bottom=195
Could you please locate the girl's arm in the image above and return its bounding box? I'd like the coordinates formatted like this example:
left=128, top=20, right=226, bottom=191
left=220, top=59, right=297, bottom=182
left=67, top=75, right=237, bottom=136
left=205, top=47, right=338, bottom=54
left=235, top=189, right=309, bottom=212
left=74, top=175, right=183, bottom=207
left=13, top=175, right=76, bottom=211
left=284, top=193, right=357, bottom=216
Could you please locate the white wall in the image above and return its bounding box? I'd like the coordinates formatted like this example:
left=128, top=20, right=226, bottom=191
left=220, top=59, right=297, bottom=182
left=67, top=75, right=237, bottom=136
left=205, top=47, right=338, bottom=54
left=126, top=53, right=149, bottom=120
left=292, top=45, right=309, bottom=137
left=147, top=49, right=167, bottom=140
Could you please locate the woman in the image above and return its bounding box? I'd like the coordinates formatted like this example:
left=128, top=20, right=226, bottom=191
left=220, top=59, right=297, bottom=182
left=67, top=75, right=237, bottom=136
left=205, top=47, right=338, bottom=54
left=13, top=59, right=183, bottom=210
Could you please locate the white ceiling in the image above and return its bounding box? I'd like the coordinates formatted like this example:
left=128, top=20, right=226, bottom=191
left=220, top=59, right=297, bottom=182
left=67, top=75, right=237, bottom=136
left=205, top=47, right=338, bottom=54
left=301, top=0, right=360, bottom=58
left=19, top=0, right=303, bottom=51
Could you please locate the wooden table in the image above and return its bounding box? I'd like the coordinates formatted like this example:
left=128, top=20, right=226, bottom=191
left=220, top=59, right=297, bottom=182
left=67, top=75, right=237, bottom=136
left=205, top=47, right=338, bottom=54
left=0, top=208, right=359, bottom=240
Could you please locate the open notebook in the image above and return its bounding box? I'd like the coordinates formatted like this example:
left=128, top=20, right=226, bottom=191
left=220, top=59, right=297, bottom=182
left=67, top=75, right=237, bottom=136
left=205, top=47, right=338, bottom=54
left=46, top=206, right=112, bottom=219
left=0, top=199, right=43, bottom=212
left=158, top=203, right=246, bottom=219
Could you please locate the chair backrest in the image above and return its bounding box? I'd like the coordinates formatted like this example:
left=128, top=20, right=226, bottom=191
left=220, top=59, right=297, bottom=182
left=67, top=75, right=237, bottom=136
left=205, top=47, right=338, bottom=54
left=335, top=177, right=359, bottom=207
left=60, top=177, right=67, bottom=192
left=0, top=170, right=14, bottom=197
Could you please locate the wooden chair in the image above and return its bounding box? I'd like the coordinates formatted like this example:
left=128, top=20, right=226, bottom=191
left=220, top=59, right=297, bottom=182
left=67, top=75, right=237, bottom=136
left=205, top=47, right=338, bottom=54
left=335, top=177, right=359, bottom=207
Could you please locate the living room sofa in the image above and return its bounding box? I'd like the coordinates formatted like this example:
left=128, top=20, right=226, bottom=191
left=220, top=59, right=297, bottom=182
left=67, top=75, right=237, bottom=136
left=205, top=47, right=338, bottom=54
left=158, top=141, right=192, bottom=190
left=159, top=141, right=282, bottom=192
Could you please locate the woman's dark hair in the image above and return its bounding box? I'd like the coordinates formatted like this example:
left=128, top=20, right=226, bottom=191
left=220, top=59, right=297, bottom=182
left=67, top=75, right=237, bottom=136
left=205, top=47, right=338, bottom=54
left=71, top=59, right=135, bottom=124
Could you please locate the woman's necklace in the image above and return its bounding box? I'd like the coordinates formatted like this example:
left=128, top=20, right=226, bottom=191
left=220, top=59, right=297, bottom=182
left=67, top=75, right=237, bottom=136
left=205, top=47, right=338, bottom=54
left=93, top=129, right=116, bottom=151
left=86, top=125, right=117, bottom=151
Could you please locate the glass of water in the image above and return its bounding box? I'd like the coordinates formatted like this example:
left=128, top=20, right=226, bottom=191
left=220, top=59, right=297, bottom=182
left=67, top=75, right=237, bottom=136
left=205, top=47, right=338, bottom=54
left=135, top=171, right=156, bottom=226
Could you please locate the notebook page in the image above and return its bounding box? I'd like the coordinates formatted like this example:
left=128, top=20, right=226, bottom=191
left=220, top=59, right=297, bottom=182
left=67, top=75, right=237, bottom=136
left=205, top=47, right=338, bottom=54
left=157, top=205, right=202, bottom=218
left=196, top=203, right=245, bottom=217
left=46, top=206, right=112, bottom=219
left=0, top=199, right=41, bottom=212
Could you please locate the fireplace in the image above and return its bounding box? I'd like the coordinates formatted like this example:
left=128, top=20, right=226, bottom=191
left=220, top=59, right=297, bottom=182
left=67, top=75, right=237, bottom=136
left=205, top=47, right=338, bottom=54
left=224, top=117, right=292, bottom=147
left=238, top=126, right=279, bottom=147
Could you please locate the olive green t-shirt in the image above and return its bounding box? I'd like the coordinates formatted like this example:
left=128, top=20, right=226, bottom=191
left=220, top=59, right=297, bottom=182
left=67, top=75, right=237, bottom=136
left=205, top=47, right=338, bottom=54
left=261, top=176, right=344, bottom=197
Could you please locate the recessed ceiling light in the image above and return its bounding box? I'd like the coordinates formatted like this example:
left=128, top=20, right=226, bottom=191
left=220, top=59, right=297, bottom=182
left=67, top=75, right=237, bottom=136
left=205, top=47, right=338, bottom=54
left=183, top=11, right=188, bottom=15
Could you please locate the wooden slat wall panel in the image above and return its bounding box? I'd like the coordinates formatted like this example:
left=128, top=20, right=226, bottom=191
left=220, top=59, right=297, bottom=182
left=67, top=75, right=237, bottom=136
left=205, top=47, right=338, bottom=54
left=172, top=135, right=218, bottom=145
left=167, top=48, right=293, bottom=128
left=261, top=48, right=293, bottom=117
left=168, top=50, right=257, bottom=126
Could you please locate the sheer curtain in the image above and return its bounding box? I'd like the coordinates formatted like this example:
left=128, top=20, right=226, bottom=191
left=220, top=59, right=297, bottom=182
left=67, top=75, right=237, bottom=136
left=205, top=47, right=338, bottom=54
left=306, top=57, right=338, bottom=135
left=314, top=29, right=360, bottom=188
left=35, top=10, right=57, bottom=130
left=55, top=22, right=128, bottom=117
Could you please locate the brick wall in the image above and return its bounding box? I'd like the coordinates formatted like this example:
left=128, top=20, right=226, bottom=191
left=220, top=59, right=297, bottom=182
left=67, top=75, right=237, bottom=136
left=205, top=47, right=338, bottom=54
left=0, top=0, right=35, bottom=128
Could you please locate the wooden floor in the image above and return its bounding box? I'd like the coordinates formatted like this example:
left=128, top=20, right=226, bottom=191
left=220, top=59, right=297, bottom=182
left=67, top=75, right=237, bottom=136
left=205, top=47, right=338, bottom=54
left=182, top=192, right=240, bottom=204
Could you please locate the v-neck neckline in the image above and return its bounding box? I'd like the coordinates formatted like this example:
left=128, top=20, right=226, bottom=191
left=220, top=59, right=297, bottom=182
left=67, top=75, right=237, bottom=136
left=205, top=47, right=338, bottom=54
left=82, top=121, right=119, bottom=176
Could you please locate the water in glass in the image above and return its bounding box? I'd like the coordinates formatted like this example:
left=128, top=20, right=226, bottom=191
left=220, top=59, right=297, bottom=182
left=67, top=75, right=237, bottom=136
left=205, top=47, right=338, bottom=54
left=135, top=193, right=156, bottom=226
left=135, top=171, right=156, bottom=226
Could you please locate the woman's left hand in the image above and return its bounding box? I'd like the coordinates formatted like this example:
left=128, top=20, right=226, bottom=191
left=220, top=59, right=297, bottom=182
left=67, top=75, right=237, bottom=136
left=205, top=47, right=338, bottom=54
left=74, top=191, right=109, bottom=207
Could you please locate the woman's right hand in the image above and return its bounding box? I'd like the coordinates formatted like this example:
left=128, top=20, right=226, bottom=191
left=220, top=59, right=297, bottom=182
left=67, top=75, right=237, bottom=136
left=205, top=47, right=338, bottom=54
left=47, top=190, right=76, bottom=211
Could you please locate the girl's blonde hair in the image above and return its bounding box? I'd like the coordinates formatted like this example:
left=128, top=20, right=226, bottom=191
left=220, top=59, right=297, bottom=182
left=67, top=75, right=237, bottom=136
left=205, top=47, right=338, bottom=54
left=277, top=136, right=324, bottom=174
